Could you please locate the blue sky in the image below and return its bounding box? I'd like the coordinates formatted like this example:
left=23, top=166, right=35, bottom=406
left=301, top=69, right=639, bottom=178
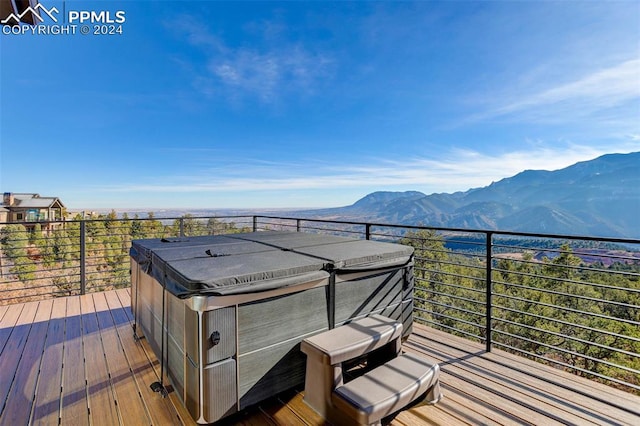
left=1, top=0, right=639, bottom=210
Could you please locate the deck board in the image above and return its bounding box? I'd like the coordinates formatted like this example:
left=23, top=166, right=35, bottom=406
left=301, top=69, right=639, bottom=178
left=404, top=333, right=599, bottom=425
left=0, top=299, right=52, bottom=426
left=80, top=294, right=120, bottom=426
left=31, top=297, right=67, bottom=425
left=60, top=295, right=89, bottom=425
left=488, top=342, right=640, bottom=410
left=406, top=327, right=640, bottom=425
left=1, top=290, right=639, bottom=426
left=0, top=301, right=38, bottom=420
left=93, top=292, right=150, bottom=423
left=277, top=391, right=329, bottom=425
left=0, top=304, right=20, bottom=354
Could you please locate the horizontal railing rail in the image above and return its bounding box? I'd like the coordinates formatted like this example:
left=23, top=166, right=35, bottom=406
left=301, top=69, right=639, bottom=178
left=1, top=214, right=638, bottom=395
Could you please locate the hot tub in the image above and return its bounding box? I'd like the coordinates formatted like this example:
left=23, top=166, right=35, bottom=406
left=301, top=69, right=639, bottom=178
left=130, top=231, right=414, bottom=424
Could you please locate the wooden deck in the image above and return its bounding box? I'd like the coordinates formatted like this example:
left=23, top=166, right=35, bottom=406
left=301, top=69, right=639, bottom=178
left=0, top=289, right=638, bottom=426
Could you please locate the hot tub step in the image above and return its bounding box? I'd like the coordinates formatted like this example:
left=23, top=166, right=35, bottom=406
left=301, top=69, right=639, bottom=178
left=331, top=352, right=442, bottom=425
left=300, top=315, right=403, bottom=419
left=300, top=314, right=402, bottom=364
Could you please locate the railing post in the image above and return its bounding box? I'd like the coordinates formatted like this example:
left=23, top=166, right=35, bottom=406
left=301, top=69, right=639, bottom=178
left=485, top=231, right=493, bottom=352
left=365, top=224, right=371, bottom=240
left=253, top=216, right=258, bottom=232
left=80, top=220, right=86, bottom=295
left=296, top=219, right=301, bottom=232
left=179, top=218, right=185, bottom=237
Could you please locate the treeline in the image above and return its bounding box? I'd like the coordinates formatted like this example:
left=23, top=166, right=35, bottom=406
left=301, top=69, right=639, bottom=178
left=0, top=213, right=251, bottom=299
left=444, top=235, right=632, bottom=254
left=401, top=229, right=640, bottom=394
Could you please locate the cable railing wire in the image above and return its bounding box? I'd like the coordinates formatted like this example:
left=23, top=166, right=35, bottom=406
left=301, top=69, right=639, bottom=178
left=1, top=214, right=638, bottom=394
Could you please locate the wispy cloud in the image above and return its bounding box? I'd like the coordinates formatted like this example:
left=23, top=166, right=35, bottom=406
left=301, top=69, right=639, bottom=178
left=470, top=58, right=640, bottom=123
left=208, top=46, right=333, bottom=102
left=169, top=14, right=334, bottom=103
left=98, top=143, right=636, bottom=199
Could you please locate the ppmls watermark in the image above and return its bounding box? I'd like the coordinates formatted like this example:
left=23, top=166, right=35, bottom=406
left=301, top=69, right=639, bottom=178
left=2, top=2, right=126, bottom=36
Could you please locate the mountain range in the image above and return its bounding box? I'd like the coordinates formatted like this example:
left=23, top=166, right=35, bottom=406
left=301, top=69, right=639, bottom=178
left=301, top=152, right=640, bottom=238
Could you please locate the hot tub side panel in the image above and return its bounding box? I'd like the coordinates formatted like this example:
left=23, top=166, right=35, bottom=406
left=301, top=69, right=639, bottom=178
left=236, top=286, right=330, bottom=408
left=131, top=259, right=190, bottom=402
left=133, top=259, right=238, bottom=424
left=334, top=263, right=414, bottom=339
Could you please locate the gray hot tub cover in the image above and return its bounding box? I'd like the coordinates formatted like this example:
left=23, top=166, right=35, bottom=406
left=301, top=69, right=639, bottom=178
left=130, top=231, right=413, bottom=298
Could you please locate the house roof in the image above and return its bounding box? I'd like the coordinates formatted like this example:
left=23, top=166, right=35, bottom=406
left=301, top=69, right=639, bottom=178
left=1, top=193, right=65, bottom=209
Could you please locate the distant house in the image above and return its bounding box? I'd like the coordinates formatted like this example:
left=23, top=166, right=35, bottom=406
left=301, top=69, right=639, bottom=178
left=0, top=192, right=66, bottom=231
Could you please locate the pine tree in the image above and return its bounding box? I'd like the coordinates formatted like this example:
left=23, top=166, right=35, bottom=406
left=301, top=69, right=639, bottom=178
left=0, top=224, right=37, bottom=282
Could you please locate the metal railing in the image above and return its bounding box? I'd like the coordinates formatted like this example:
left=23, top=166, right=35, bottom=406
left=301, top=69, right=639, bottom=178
left=0, top=215, right=254, bottom=301
left=1, top=214, right=639, bottom=395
